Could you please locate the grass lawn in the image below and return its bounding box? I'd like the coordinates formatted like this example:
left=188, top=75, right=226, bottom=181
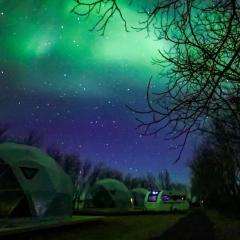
left=5, top=209, right=240, bottom=240
left=206, top=210, right=240, bottom=240
left=0, top=216, right=103, bottom=235
left=17, top=213, right=184, bottom=240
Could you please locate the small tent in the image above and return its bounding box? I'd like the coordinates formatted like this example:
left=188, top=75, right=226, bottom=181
left=86, top=178, right=132, bottom=209
left=0, top=143, right=73, bottom=218
left=131, top=188, right=148, bottom=208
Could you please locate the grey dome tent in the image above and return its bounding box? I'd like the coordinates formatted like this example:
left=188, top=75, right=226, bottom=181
left=86, top=178, right=132, bottom=209
left=0, top=143, right=73, bottom=218
left=131, top=188, right=148, bottom=208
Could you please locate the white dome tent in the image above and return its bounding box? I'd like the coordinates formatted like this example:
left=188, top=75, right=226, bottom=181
left=0, top=143, right=73, bottom=218
left=131, top=188, right=148, bottom=208
left=86, top=178, right=132, bottom=209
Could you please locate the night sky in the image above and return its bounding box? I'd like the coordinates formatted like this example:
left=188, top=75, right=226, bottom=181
left=0, top=1, right=194, bottom=183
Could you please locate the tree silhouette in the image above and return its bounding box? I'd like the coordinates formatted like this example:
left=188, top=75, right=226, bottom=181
left=21, top=130, right=43, bottom=147
left=158, top=170, right=171, bottom=190
left=71, top=0, right=128, bottom=35
left=189, top=114, right=240, bottom=212
left=0, top=128, right=44, bottom=147
left=97, top=167, right=123, bottom=181
left=0, top=123, right=9, bottom=143
left=73, top=0, right=240, bottom=161
left=47, top=145, right=107, bottom=209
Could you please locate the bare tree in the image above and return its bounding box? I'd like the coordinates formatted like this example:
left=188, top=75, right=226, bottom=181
left=21, top=130, right=43, bottom=147
left=158, top=169, right=171, bottom=190
left=73, top=0, right=240, bottom=161
left=46, top=145, right=64, bottom=164
left=97, top=167, right=123, bottom=181
left=71, top=0, right=129, bottom=35
left=0, top=123, right=9, bottom=143
left=6, top=129, right=44, bottom=147
left=47, top=145, right=107, bottom=209
left=123, top=170, right=186, bottom=191
left=124, top=173, right=157, bottom=189
left=189, top=114, right=240, bottom=212
left=145, top=173, right=158, bottom=190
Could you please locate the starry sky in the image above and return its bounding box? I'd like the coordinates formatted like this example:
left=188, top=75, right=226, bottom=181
left=0, top=0, right=195, bottom=183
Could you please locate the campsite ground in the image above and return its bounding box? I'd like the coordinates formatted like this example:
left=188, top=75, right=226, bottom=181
left=8, top=213, right=183, bottom=240
left=206, top=210, right=240, bottom=240
left=5, top=209, right=240, bottom=240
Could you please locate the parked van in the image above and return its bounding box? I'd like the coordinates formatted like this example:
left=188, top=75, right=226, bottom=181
left=144, top=190, right=189, bottom=212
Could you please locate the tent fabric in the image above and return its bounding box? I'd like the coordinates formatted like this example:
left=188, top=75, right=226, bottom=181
left=131, top=188, right=148, bottom=208
left=87, top=178, right=132, bottom=209
left=0, top=143, right=73, bottom=218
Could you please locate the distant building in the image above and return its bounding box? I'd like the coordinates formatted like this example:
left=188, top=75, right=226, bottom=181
left=144, top=190, right=189, bottom=212
left=0, top=143, right=73, bottom=218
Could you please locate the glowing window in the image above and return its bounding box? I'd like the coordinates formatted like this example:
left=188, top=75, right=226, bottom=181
left=162, top=194, right=169, bottom=201
left=148, top=191, right=159, bottom=202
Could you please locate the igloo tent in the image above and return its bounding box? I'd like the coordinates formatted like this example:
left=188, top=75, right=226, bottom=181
left=0, top=143, right=73, bottom=218
left=86, top=178, right=132, bottom=209
left=131, top=188, right=148, bottom=208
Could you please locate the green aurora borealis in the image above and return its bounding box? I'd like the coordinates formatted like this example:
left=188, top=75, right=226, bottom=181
left=0, top=0, right=190, bottom=182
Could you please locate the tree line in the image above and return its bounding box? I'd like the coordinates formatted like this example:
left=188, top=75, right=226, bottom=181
left=0, top=124, right=187, bottom=209
left=189, top=108, right=240, bottom=214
